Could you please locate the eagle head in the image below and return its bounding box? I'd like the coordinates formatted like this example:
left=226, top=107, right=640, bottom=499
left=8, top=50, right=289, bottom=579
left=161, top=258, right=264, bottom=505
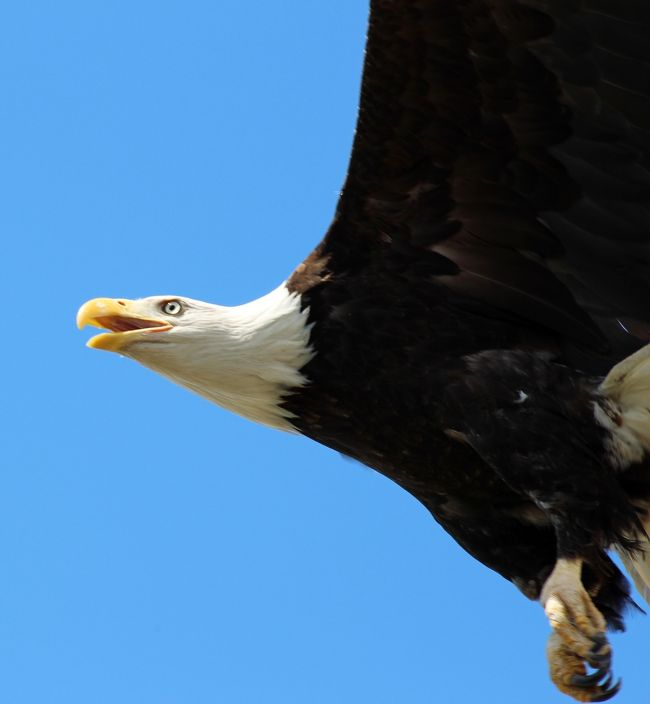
left=77, top=286, right=314, bottom=429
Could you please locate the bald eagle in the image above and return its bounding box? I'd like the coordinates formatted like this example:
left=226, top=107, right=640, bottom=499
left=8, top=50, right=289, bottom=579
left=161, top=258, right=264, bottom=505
left=78, top=1, right=650, bottom=700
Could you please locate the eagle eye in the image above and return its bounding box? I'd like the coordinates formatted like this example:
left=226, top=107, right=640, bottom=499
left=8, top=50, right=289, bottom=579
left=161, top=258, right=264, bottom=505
left=161, top=300, right=183, bottom=316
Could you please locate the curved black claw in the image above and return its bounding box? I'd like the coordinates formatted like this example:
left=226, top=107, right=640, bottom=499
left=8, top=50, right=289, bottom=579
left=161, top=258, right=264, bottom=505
left=590, top=677, right=622, bottom=702
left=599, top=675, right=613, bottom=691
left=588, top=634, right=611, bottom=669
left=571, top=667, right=610, bottom=688
left=588, top=650, right=611, bottom=668
left=589, top=634, right=608, bottom=655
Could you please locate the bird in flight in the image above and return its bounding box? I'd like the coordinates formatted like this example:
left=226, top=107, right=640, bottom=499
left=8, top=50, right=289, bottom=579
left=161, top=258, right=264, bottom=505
left=78, top=2, right=650, bottom=700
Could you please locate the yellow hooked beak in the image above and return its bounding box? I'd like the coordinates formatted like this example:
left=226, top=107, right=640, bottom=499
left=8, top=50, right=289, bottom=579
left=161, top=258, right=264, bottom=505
left=76, top=298, right=172, bottom=352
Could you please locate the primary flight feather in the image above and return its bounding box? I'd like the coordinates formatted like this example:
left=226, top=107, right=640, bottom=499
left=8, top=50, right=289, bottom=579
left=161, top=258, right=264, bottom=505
left=78, top=1, right=650, bottom=701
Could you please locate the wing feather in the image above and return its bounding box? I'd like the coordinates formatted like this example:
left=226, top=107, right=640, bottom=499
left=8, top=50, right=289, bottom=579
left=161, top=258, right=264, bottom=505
left=289, top=0, right=650, bottom=356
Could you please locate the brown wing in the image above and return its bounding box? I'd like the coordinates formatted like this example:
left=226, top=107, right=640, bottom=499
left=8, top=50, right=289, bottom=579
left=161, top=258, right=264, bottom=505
left=289, top=0, right=650, bottom=354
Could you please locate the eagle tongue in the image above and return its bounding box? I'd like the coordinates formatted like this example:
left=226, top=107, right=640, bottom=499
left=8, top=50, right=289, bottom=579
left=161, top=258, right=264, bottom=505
left=94, top=315, right=162, bottom=333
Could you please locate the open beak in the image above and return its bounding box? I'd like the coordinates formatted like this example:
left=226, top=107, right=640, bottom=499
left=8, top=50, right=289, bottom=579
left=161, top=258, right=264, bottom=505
left=76, top=298, right=172, bottom=352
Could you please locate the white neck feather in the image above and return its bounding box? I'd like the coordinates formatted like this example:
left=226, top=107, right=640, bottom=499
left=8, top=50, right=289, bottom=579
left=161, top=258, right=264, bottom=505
left=128, top=283, right=314, bottom=430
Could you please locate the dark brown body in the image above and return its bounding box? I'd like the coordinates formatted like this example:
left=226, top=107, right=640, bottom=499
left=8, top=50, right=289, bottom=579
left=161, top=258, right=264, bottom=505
left=277, top=0, right=650, bottom=627
left=284, top=259, right=650, bottom=627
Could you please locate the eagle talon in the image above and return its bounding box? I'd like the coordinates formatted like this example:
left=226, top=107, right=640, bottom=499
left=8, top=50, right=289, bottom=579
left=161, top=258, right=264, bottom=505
left=590, top=678, right=622, bottom=703
left=598, top=674, right=613, bottom=691
left=588, top=650, right=611, bottom=669
left=587, top=636, right=611, bottom=670
left=543, top=559, right=622, bottom=701
left=571, top=667, right=610, bottom=688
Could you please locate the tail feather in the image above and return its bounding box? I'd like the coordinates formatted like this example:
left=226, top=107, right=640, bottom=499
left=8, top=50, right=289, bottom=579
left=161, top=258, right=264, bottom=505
left=617, top=549, right=650, bottom=606
left=601, top=345, right=650, bottom=605
left=616, top=504, right=650, bottom=606
left=601, top=344, right=650, bottom=458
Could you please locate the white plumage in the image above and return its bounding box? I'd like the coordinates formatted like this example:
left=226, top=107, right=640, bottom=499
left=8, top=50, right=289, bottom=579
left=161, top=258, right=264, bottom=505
left=123, top=284, right=314, bottom=430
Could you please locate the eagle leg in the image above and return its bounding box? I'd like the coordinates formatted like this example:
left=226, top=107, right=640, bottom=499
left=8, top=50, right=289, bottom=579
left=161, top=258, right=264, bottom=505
left=541, top=558, right=621, bottom=702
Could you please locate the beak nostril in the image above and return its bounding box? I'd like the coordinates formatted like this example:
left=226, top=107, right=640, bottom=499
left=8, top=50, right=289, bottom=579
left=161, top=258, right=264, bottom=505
left=117, top=300, right=126, bottom=307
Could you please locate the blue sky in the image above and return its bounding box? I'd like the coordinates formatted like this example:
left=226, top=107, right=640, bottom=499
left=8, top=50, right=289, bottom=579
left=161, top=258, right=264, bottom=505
left=2, top=2, right=646, bottom=702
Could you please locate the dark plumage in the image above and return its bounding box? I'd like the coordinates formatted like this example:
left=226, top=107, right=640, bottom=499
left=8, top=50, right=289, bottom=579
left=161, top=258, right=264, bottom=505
left=284, top=1, right=650, bottom=698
